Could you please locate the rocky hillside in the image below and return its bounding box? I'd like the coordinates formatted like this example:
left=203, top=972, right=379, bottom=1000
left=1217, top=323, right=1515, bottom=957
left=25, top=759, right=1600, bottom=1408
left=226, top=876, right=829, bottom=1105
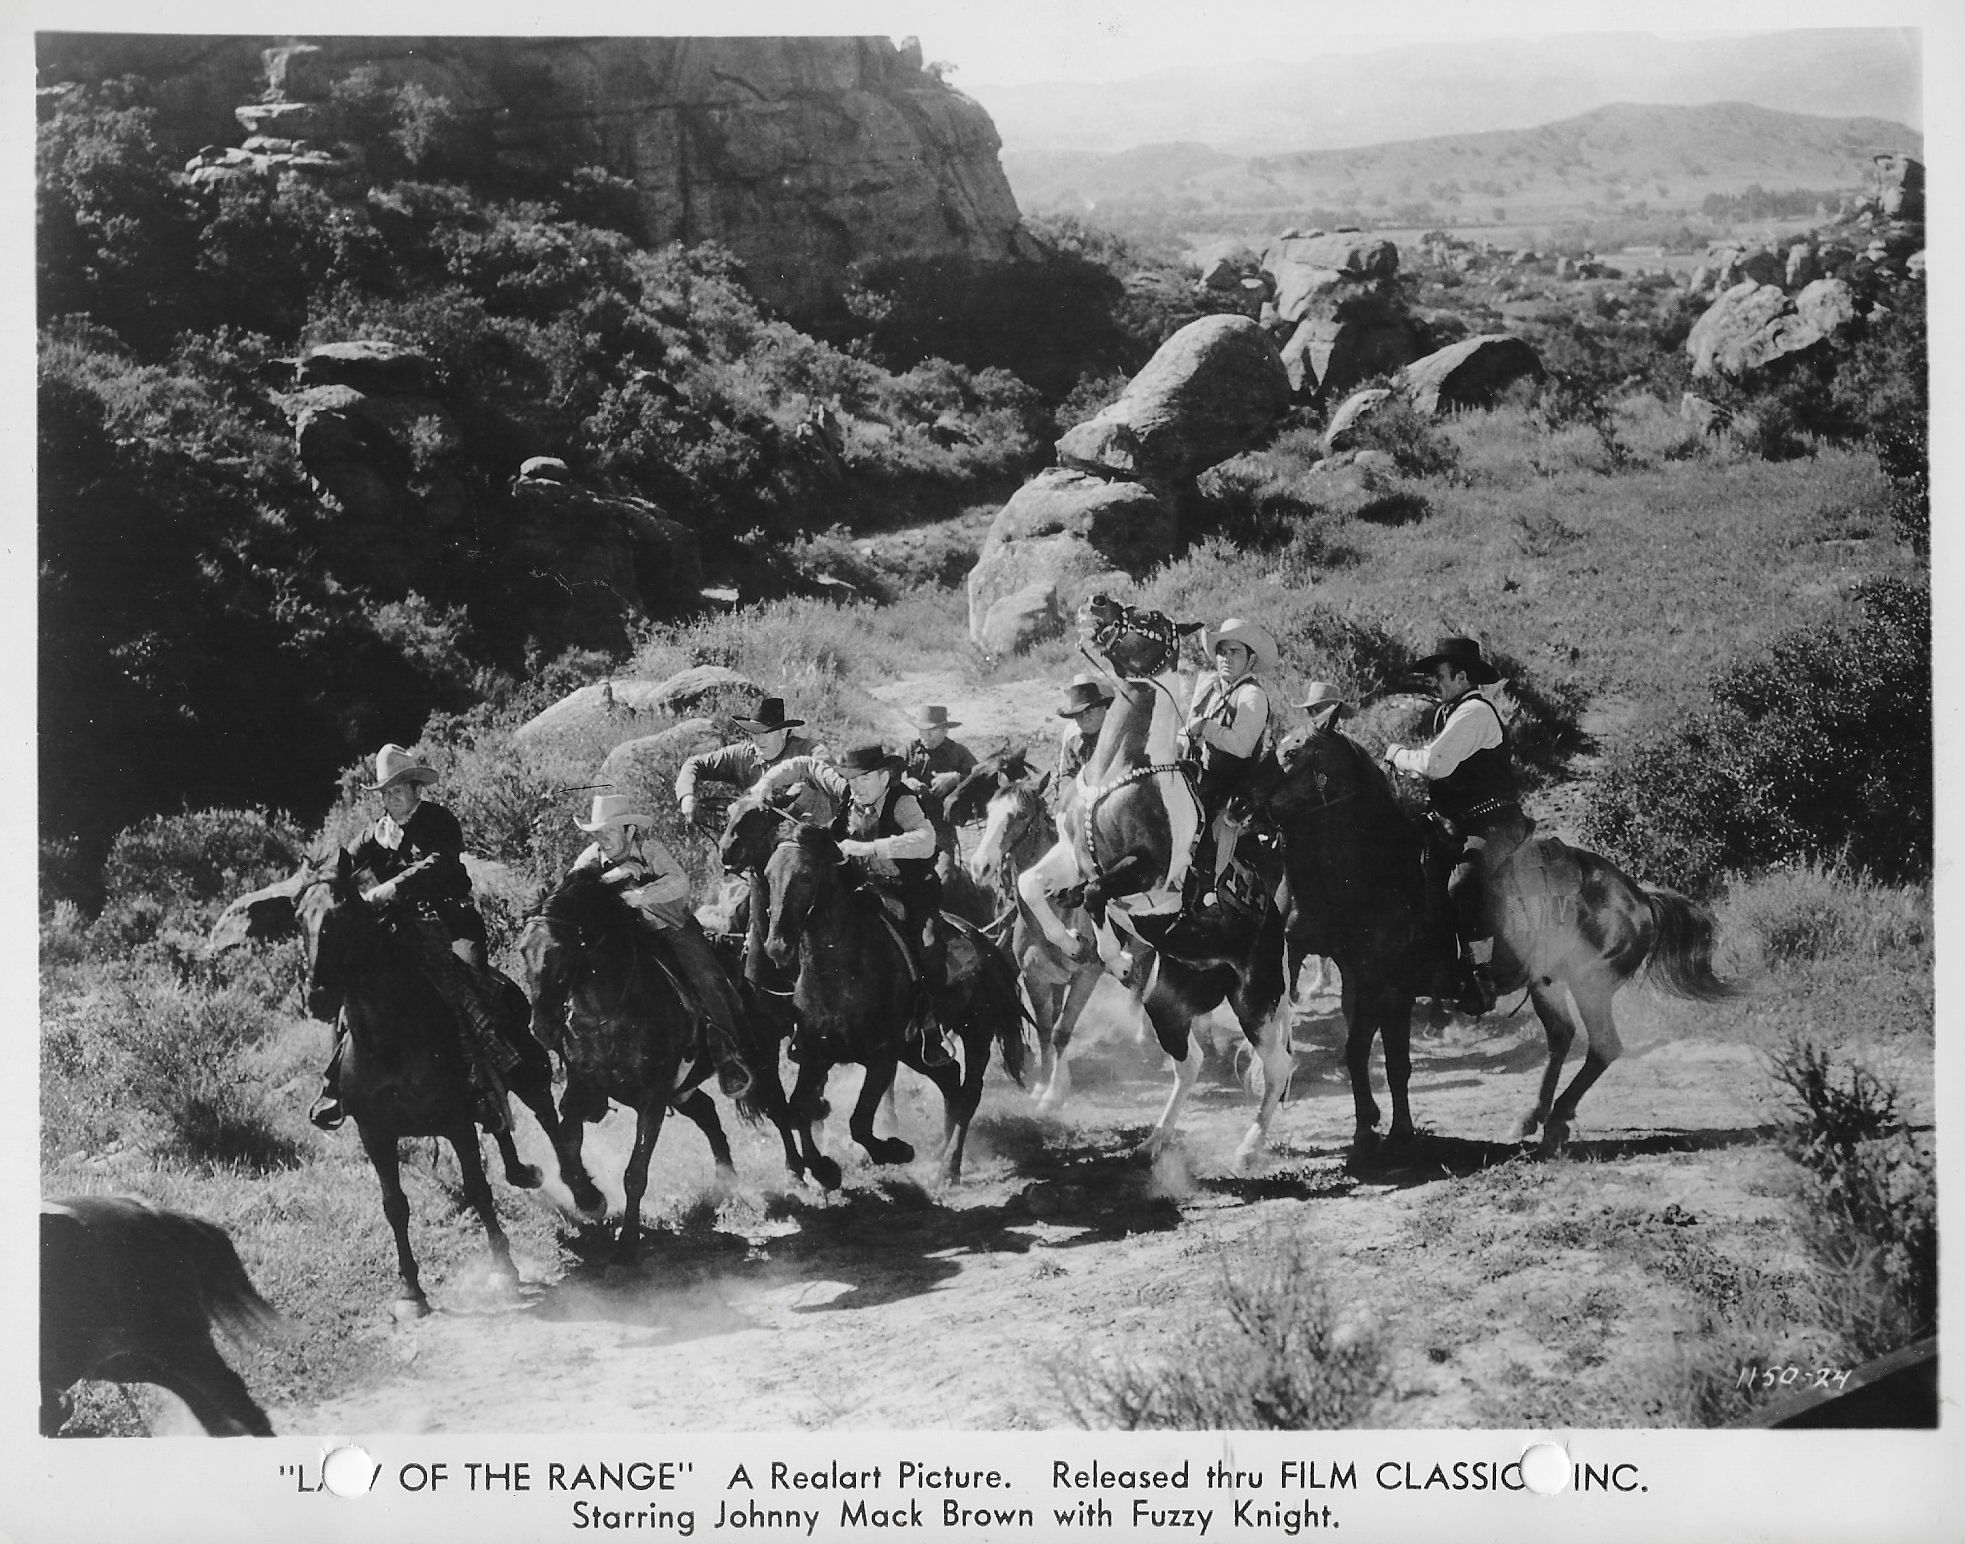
left=36, top=33, right=1025, bottom=316
left=1009, top=102, right=1923, bottom=229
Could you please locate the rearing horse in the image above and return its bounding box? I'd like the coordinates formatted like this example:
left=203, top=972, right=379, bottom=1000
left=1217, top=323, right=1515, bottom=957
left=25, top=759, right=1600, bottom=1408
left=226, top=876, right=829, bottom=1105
left=1256, top=722, right=1744, bottom=1154
left=1012, top=596, right=1295, bottom=1164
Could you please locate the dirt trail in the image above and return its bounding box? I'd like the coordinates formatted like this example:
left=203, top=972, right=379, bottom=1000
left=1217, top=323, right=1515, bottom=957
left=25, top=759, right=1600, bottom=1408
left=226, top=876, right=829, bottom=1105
left=274, top=677, right=1786, bottom=1435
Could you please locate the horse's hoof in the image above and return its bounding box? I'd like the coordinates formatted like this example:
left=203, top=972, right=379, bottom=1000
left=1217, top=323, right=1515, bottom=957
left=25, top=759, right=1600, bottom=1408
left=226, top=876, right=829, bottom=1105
left=1387, top=1122, right=1418, bottom=1148
left=569, top=1182, right=607, bottom=1218
left=1518, top=1110, right=1545, bottom=1140
left=868, top=1138, right=916, bottom=1166
left=505, top=1162, right=544, bottom=1190
left=810, top=1157, right=844, bottom=1192
left=1539, top=1118, right=1572, bottom=1157
left=392, top=1295, right=432, bottom=1323
left=486, top=1262, right=522, bottom=1293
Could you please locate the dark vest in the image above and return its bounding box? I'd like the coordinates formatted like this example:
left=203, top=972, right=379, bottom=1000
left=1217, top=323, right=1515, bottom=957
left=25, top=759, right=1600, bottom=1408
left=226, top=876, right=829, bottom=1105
left=836, top=778, right=937, bottom=893
left=1428, top=693, right=1519, bottom=833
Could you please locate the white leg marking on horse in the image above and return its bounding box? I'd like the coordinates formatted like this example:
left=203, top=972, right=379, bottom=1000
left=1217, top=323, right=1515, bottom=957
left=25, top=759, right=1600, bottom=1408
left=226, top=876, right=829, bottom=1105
left=1138, top=1037, right=1201, bottom=1159
left=1233, top=1000, right=1296, bottom=1169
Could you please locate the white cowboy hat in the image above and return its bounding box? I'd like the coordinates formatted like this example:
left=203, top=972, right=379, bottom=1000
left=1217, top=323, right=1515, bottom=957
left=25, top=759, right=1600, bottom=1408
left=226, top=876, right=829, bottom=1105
left=1294, top=680, right=1355, bottom=722
left=575, top=791, right=656, bottom=832
left=1213, top=618, right=1278, bottom=675
left=364, top=744, right=438, bottom=790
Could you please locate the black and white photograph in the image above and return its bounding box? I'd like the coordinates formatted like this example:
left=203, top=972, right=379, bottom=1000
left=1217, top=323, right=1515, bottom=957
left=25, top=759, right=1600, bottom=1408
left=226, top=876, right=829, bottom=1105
left=8, top=3, right=1955, bottom=1539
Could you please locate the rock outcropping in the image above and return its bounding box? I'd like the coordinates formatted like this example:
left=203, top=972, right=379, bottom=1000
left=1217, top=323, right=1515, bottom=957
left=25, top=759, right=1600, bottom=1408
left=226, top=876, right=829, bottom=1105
left=37, top=33, right=1024, bottom=316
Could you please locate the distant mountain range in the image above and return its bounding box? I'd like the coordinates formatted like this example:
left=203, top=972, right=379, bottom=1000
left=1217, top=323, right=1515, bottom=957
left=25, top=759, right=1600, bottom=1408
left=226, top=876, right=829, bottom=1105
left=964, top=28, right=1922, bottom=155
left=1002, top=102, right=1923, bottom=227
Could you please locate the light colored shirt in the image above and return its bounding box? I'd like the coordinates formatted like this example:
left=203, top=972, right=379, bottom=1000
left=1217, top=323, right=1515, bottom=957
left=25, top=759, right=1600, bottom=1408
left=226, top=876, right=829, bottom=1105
left=674, top=733, right=827, bottom=801
left=1390, top=690, right=1504, bottom=781
left=1187, top=673, right=1270, bottom=761
left=753, top=757, right=937, bottom=873
left=572, top=834, right=692, bottom=922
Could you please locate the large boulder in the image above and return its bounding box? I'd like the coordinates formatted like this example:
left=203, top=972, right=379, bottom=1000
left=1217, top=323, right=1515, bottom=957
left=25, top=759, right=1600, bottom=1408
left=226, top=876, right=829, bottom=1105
left=1686, top=282, right=1838, bottom=381
left=504, top=479, right=704, bottom=655
left=1261, top=234, right=1399, bottom=325
left=297, top=340, right=437, bottom=395
left=513, top=668, right=761, bottom=749
left=965, top=468, right=1176, bottom=648
left=1055, top=315, right=1290, bottom=485
left=593, top=718, right=747, bottom=821
left=38, top=35, right=1023, bottom=320
left=977, top=582, right=1065, bottom=657
left=1874, top=154, right=1924, bottom=224
left=1397, top=335, right=1545, bottom=415
left=1793, top=277, right=1859, bottom=337
left=1281, top=302, right=1427, bottom=402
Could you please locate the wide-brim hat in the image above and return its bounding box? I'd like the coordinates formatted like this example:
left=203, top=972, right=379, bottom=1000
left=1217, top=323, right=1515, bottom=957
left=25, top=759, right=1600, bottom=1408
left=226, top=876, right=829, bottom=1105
left=1294, top=680, right=1355, bottom=721
left=835, top=742, right=903, bottom=776
left=575, top=791, right=655, bottom=832
left=1213, top=618, right=1279, bottom=675
left=734, top=696, right=804, bottom=733
left=1412, top=636, right=1501, bottom=685
left=1058, top=679, right=1115, bottom=717
left=914, top=704, right=962, bottom=730
left=364, top=744, right=439, bottom=790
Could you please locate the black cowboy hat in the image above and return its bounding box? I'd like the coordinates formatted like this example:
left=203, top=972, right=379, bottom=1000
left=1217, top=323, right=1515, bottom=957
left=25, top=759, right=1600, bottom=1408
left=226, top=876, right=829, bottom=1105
left=834, top=742, right=903, bottom=776
left=1411, top=636, right=1501, bottom=685
left=1057, top=678, right=1115, bottom=718
left=734, top=696, right=804, bottom=732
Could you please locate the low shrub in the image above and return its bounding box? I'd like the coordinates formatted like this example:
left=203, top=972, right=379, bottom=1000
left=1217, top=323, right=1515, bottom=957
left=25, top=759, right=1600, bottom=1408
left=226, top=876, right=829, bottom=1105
left=1584, top=579, right=1930, bottom=895
left=42, top=959, right=302, bottom=1170
left=1058, top=1229, right=1390, bottom=1428
left=1342, top=395, right=1460, bottom=478
left=1724, top=862, right=1930, bottom=966
left=1766, top=1037, right=1936, bottom=1358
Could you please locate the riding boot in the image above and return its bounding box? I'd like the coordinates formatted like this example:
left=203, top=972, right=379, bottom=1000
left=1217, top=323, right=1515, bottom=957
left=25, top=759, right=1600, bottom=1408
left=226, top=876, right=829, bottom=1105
left=1454, top=952, right=1497, bottom=1018
left=913, top=923, right=955, bottom=1069
left=308, top=1029, right=347, bottom=1130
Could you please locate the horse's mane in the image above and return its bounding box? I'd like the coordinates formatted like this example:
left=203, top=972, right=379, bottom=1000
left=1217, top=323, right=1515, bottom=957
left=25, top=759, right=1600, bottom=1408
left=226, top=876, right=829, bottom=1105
left=791, top=821, right=842, bottom=859
left=543, top=864, right=641, bottom=936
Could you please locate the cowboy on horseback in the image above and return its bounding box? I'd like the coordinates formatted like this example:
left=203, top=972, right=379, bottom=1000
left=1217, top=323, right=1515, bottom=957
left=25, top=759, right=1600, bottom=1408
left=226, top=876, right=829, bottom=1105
left=675, top=697, right=828, bottom=832
left=1384, top=636, right=1533, bottom=1017
left=1055, top=674, right=1114, bottom=786
left=566, top=793, right=754, bottom=1099
left=1182, top=617, right=1276, bottom=901
left=754, top=742, right=953, bottom=1065
left=310, top=744, right=520, bottom=1132
left=902, top=705, right=975, bottom=876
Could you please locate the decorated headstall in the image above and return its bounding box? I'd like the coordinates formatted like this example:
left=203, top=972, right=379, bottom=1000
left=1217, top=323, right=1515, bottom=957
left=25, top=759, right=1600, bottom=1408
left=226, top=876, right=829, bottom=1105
left=1075, top=593, right=1182, bottom=679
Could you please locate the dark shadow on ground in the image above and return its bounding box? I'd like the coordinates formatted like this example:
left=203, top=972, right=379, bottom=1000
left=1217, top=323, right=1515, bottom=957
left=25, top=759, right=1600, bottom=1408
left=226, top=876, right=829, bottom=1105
left=1337, top=1122, right=1792, bottom=1188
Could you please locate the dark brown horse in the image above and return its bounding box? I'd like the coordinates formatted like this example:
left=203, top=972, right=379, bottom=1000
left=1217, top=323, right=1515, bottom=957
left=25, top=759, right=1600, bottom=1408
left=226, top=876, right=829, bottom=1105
left=1257, top=722, right=1744, bottom=1154
left=295, top=850, right=603, bottom=1314
left=758, top=823, right=1027, bottom=1185
left=1013, top=596, right=1296, bottom=1162
left=515, top=868, right=806, bottom=1261
left=41, top=1196, right=279, bottom=1436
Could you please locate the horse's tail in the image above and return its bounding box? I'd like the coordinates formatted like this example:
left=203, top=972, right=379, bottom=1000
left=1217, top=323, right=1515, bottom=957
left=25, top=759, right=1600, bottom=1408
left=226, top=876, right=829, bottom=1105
left=1641, top=887, right=1747, bottom=1002
left=177, top=1212, right=285, bottom=1346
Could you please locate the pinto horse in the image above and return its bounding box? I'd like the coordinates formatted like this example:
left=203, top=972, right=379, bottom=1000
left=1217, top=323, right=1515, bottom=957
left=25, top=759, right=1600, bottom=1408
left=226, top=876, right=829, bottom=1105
left=1257, top=722, right=1744, bottom=1154
left=294, top=850, right=602, bottom=1314
left=1011, top=597, right=1295, bottom=1163
left=516, top=869, right=804, bottom=1261
left=969, top=773, right=1112, bottom=1111
left=42, top=1197, right=280, bottom=1436
left=758, top=824, right=1027, bottom=1184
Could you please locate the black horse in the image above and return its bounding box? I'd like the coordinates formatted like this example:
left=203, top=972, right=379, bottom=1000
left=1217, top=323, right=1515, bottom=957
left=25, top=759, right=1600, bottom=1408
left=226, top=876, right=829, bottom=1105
left=515, top=868, right=808, bottom=1261
left=41, top=1196, right=280, bottom=1436
left=1256, top=722, right=1743, bottom=1154
left=758, top=823, right=1028, bottom=1185
left=294, top=850, right=604, bottom=1314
